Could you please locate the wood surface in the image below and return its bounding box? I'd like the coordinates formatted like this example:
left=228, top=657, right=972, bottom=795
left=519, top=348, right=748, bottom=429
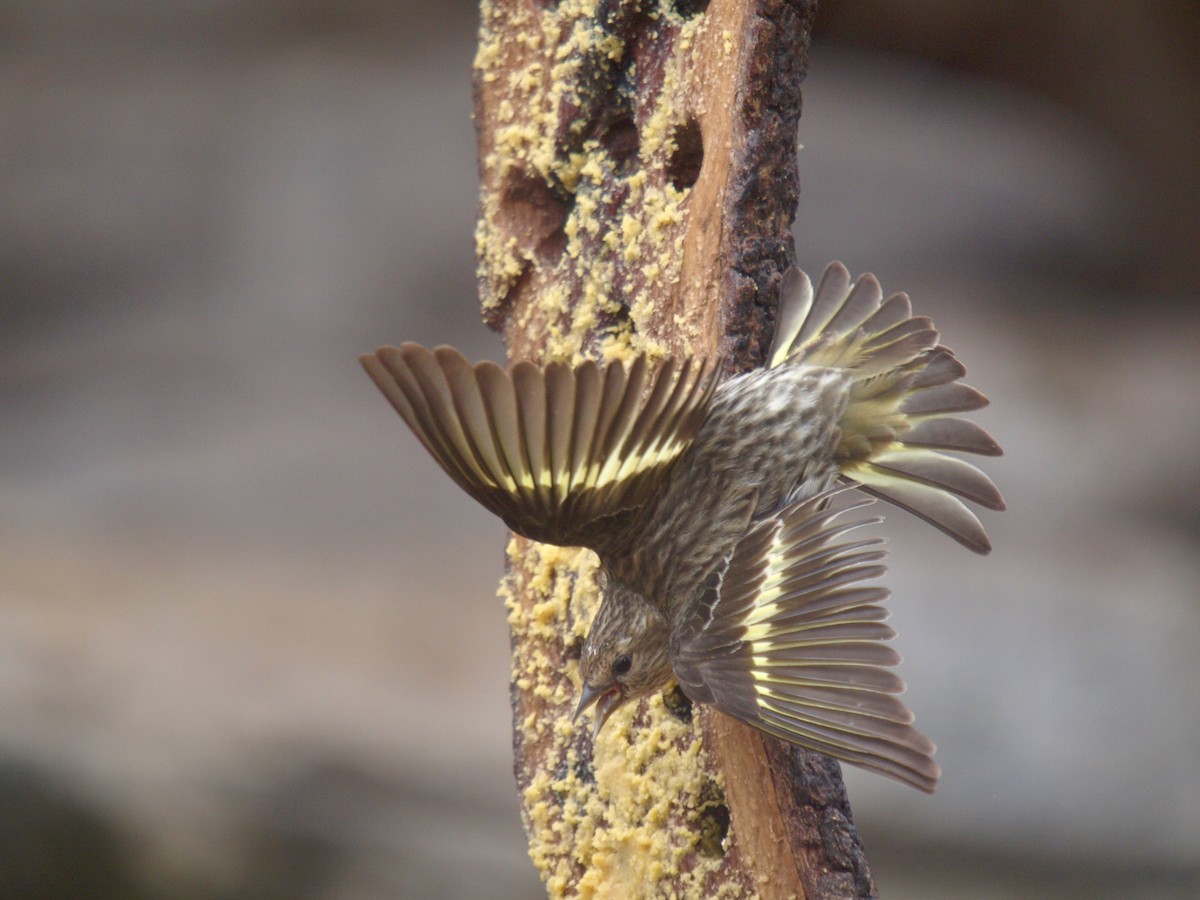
left=473, top=1, right=876, bottom=896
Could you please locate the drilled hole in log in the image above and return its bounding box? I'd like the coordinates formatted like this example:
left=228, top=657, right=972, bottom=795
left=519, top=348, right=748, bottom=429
left=666, top=118, right=703, bottom=190
left=499, top=169, right=572, bottom=261
left=564, top=635, right=584, bottom=661
left=696, top=780, right=730, bottom=858
left=662, top=684, right=693, bottom=723
left=599, top=115, right=639, bottom=175
left=673, top=0, right=710, bottom=18
left=539, top=221, right=568, bottom=260
left=593, top=296, right=634, bottom=344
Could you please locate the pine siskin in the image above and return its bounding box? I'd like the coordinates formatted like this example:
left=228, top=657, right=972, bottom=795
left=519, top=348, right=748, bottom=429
left=361, top=262, right=1003, bottom=792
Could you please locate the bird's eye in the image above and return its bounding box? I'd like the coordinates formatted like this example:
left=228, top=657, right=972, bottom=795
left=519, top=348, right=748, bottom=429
left=612, top=655, right=632, bottom=677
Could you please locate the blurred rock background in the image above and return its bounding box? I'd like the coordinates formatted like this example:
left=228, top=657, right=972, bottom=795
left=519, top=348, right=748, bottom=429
left=1, top=1, right=1197, bottom=897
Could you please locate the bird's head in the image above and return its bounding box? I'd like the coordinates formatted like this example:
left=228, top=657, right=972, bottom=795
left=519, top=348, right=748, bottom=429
left=574, top=581, right=674, bottom=738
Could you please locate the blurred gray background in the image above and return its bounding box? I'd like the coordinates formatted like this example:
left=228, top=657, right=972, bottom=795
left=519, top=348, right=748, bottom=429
left=2, top=1, right=1198, bottom=897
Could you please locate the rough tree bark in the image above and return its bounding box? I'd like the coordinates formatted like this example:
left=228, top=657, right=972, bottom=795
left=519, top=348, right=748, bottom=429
left=473, top=1, right=877, bottom=896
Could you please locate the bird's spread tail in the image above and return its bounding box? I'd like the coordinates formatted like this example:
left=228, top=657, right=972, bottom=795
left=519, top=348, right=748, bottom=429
left=768, top=263, right=1004, bottom=553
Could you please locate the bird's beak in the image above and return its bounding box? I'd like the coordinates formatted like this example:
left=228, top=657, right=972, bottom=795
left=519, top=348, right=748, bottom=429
left=573, top=683, right=623, bottom=739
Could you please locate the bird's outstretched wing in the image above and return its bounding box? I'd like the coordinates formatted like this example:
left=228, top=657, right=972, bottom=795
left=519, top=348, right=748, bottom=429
left=670, top=488, right=939, bottom=792
left=361, top=344, right=720, bottom=550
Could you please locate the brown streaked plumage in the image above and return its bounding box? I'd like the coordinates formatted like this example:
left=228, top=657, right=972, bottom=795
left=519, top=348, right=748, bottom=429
left=361, top=262, right=1004, bottom=792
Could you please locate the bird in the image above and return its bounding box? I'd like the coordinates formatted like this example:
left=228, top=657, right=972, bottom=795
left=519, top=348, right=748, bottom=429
left=360, top=262, right=1003, bottom=792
